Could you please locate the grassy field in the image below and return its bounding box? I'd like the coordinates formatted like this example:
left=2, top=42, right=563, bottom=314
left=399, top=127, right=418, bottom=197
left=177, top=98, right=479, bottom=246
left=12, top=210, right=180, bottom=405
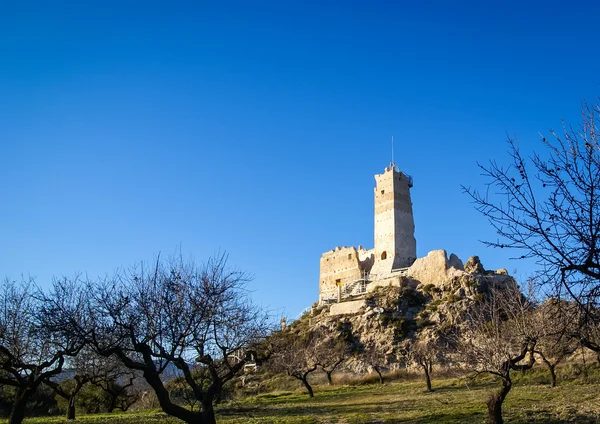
left=22, top=372, right=600, bottom=424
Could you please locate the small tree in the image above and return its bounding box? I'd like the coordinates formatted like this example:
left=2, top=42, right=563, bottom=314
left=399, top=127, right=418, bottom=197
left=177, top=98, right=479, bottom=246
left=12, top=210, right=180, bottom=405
left=44, top=348, right=110, bottom=419
left=456, top=286, right=536, bottom=424
left=85, top=354, right=140, bottom=413
left=314, top=326, right=351, bottom=385
left=0, top=278, right=83, bottom=424
left=268, top=328, right=319, bottom=397
left=406, top=338, right=439, bottom=392
left=362, top=341, right=389, bottom=385
left=531, top=298, right=579, bottom=387
left=45, top=376, right=89, bottom=420
left=46, top=254, right=269, bottom=424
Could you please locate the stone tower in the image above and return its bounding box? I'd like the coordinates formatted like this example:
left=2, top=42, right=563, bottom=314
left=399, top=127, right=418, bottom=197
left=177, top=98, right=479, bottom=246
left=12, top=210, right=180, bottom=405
left=372, top=163, right=416, bottom=274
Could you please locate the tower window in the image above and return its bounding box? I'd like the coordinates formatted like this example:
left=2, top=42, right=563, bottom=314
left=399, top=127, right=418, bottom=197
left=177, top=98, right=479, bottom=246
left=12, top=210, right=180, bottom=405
left=348, top=254, right=351, bottom=259
left=381, top=251, right=387, bottom=260
left=381, top=190, right=385, bottom=194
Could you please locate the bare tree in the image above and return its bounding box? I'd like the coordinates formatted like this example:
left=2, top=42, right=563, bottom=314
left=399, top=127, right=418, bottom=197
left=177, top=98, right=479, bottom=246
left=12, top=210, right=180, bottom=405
left=46, top=254, right=269, bottom=424
left=268, top=328, right=319, bottom=397
left=463, top=102, right=600, bottom=351
left=406, top=337, right=439, bottom=392
left=86, top=354, right=140, bottom=413
left=362, top=341, right=389, bottom=385
left=0, top=278, right=84, bottom=424
left=44, top=347, right=135, bottom=419
left=530, top=298, right=579, bottom=387
left=314, top=326, right=351, bottom=385
left=46, top=351, right=139, bottom=416
left=456, top=286, right=536, bottom=424
left=44, top=349, right=94, bottom=420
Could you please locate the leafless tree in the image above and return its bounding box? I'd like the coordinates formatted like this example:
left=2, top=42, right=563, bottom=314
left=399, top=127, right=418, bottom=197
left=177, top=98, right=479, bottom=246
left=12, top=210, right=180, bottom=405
left=463, top=102, right=600, bottom=351
left=456, top=286, right=536, bottom=424
left=314, top=327, right=351, bottom=385
left=530, top=298, right=579, bottom=387
left=406, top=337, right=439, bottom=392
left=362, top=340, right=390, bottom=385
left=46, top=254, right=269, bottom=424
left=86, top=354, right=140, bottom=413
left=268, top=328, right=319, bottom=397
left=0, top=278, right=84, bottom=424
left=43, top=348, right=97, bottom=420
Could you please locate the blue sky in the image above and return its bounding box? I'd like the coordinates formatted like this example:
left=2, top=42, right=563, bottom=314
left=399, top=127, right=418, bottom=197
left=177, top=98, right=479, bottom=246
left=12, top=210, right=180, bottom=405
left=1, top=1, right=599, bottom=317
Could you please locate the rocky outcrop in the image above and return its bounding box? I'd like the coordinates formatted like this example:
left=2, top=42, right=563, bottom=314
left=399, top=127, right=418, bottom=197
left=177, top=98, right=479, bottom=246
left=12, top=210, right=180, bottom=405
left=300, top=251, right=516, bottom=372
left=464, top=255, right=485, bottom=274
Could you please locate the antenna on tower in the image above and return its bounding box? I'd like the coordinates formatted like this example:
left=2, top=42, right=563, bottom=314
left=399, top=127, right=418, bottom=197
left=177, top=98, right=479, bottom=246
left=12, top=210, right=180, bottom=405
left=391, top=135, right=395, bottom=167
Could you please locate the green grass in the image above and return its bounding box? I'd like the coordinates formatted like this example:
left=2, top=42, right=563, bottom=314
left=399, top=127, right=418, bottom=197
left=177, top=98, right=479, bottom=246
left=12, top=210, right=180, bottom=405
left=23, top=376, right=600, bottom=423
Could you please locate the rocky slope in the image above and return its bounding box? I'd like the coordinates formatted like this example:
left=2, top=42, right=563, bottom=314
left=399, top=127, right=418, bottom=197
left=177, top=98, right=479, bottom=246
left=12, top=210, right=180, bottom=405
left=291, top=254, right=515, bottom=373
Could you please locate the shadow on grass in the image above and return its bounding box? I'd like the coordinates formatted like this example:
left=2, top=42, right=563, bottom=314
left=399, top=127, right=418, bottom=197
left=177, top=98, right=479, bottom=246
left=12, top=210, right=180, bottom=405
left=219, top=394, right=600, bottom=424
left=218, top=398, right=483, bottom=421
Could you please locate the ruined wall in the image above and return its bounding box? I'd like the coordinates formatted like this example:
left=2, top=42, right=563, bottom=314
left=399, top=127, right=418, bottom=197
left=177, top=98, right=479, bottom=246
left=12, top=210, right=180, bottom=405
left=406, top=249, right=463, bottom=286
left=319, top=246, right=373, bottom=298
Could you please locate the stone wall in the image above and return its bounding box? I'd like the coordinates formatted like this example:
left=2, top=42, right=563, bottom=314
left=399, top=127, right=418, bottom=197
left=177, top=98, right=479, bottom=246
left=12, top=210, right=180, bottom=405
left=319, top=246, right=372, bottom=298
left=405, top=250, right=463, bottom=286
left=329, top=299, right=366, bottom=316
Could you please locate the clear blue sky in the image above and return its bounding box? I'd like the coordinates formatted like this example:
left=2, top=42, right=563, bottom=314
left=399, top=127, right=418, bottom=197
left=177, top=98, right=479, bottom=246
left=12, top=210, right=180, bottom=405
left=1, top=1, right=599, bottom=317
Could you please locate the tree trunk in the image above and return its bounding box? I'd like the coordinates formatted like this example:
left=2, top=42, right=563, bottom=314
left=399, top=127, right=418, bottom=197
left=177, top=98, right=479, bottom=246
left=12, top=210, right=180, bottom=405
left=143, top=369, right=207, bottom=424
left=67, top=394, right=76, bottom=420
left=300, top=377, right=314, bottom=398
left=9, top=389, right=31, bottom=424
left=374, top=367, right=384, bottom=385
left=107, top=392, right=118, bottom=413
left=581, top=345, right=589, bottom=378
left=548, top=364, right=557, bottom=388
left=326, top=371, right=334, bottom=386
left=486, top=378, right=511, bottom=424
left=200, top=401, right=217, bottom=424
left=422, top=365, right=432, bottom=392
left=538, top=352, right=558, bottom=388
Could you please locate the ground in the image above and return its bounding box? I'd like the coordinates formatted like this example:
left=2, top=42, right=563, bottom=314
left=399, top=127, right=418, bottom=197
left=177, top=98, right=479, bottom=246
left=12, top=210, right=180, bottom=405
left=23, top=372, right=600, bottom=424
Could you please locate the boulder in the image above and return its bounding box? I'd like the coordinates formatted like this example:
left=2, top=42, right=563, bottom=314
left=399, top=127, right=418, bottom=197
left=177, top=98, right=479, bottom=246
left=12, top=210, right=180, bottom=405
left=464, top=256, right=485, bottom=274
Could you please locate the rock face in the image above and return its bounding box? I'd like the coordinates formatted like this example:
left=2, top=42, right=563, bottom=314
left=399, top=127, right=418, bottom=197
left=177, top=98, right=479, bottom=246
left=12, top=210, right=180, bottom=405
left=464, top=256, right=485, bottom=274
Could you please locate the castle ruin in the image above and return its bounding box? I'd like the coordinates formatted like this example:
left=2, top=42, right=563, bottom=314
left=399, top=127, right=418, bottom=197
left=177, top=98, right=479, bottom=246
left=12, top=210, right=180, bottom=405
left=319, top=162, right=513, bottom=309
left=319, top=163, right=417, bottom=302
